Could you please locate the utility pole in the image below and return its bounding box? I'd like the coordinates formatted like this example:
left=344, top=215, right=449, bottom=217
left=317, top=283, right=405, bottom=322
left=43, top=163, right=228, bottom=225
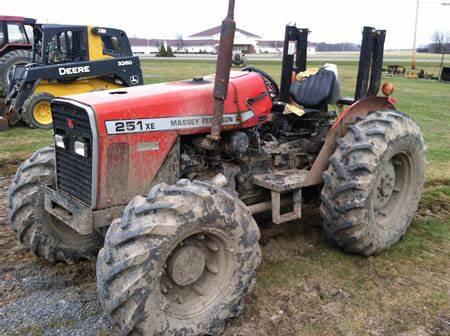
left=412, top=0, right=420, bottom=69
left=439, top=2, right=449, bottom=79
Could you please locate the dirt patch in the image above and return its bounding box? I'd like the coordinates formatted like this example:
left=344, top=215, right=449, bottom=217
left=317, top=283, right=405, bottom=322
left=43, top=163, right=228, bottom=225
left=416, top=182, right=450, bottom=221
left=0, top=160, right=23, bottom=177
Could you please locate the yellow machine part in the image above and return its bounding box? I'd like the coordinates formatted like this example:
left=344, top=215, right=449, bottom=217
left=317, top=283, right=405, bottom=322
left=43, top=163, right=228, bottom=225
left=34, top=78, right=123, bottom=97
left=87, top=26, right=113, bottom=61
left=32, top=100, right=53, bottom=125
left=23, top=27, right=120, bottom=127
left=32, top=78, right=122, bottom=125
left=406, top=71, right=418, bottom=79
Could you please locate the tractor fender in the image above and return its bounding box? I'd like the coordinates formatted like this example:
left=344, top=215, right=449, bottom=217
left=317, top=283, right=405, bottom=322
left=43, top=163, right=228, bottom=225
left=303, top=96, right=396, bottom=187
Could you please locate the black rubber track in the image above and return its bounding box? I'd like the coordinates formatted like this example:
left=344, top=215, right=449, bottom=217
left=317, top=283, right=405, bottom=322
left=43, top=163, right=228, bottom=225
left=320, top=110, right=426, bottom=256
left=97, top=179, right=261, bottom=335
left=8, top=146, right=102, bottom=263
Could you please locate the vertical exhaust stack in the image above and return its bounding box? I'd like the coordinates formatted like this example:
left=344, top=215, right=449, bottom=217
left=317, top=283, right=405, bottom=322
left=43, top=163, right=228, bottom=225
left=209, top=0, right=236, bottom=141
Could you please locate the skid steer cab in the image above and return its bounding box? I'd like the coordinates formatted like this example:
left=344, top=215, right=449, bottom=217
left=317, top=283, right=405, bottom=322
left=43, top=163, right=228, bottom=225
left=1, top=24, right=143, bottom=129
left=8, top=1, right=426, bottom=334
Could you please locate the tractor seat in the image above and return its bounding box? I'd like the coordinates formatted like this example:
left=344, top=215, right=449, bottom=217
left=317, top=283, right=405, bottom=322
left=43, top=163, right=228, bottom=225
left=289, top=69, right=337, bottom=109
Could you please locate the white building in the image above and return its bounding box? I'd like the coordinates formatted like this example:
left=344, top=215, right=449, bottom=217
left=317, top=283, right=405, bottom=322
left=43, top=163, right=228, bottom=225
left=130, top=27, right=316, bottom=55
left=188, top=26, right=261, bottom=53
left=256, top=40, right=316, bottom=54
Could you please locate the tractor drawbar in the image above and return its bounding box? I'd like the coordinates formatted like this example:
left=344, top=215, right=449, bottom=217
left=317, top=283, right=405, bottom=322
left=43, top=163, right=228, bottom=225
left=209, top=0, right=236, bottom=141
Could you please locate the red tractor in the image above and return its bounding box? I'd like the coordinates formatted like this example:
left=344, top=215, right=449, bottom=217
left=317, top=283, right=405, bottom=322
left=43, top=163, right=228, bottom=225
left=0, top=16, right=35, bottom=97
left=7, top=1, right=426, bottom=335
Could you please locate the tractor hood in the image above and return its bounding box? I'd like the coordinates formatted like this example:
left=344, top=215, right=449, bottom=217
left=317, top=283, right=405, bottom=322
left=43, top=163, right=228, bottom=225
left=64, top=71, right=272, bottom=138
left=51, top=71, right=272, bottom=209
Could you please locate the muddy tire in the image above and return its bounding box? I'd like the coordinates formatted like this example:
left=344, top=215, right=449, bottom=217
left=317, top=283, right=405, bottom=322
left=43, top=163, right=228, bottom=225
left=97, top=179, right=261, bottom=335
left=320, top=110, right=426, bottom=255
left=0, top=49, right=31, bottom=97
left=8, top=147, right=102, bottom=263
left=22, top=92, right=54, bottom=129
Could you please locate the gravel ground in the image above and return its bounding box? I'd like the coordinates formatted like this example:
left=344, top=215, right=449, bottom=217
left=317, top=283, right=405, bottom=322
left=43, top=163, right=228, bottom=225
left=0, top=176, right=114, bottom=336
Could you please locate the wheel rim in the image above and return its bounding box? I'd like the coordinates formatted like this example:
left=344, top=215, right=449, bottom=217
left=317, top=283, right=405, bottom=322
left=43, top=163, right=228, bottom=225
left=372, top=152, right=413, bottom=226
left=32, top=101, right=53, bottom=125
left=160, top=231, right=233, bottom=319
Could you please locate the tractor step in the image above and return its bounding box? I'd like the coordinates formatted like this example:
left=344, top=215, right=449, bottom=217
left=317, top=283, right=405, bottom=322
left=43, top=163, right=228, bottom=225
left=252, top=169, right=308, bottom=224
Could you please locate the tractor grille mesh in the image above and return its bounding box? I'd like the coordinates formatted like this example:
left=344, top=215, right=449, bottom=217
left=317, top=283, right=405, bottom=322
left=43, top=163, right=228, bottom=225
left=52, top=102, right=93, bottom=205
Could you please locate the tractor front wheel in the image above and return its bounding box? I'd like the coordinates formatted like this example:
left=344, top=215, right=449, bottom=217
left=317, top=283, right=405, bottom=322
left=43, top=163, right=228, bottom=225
left=97, top=179, right=261, bottom=335
left=8, top=147, right=102, bottom=263
left=320, top=110, right=426, bottom=255
left=22, top=92, right=54, bottom=129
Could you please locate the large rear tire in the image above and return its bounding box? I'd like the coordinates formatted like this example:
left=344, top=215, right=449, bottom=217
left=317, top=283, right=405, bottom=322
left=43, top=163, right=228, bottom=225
left=8, top=147, right=102, bottom=263
left=0, top=49, right=31, bottom=97
left=97, top=179, right=261, bottom=335
left=320, top=110, right=426, bottom=255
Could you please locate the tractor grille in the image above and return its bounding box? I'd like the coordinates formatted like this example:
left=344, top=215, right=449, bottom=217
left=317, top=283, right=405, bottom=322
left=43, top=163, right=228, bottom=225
left=52, top=102, right=93, bottom=205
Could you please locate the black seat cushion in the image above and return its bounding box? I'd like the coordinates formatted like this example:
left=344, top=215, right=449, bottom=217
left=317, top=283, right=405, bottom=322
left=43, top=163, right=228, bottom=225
left=289, top=69, right=336, bottom=108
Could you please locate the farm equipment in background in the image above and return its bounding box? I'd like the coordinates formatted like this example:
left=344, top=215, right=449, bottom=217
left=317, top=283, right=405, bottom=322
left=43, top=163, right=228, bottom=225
left=7, top=1, right=426, bottom=335
left=0, top=23, right=143, bottom=130
left=441, top=67, right=450, bottom=81
left=0, top=16, right=35, bottom=98
left=231, top=51, right=247, bottom=67
left=406, top=69, right=438, bottom=80
left=386, top=64, right=406, bottom=75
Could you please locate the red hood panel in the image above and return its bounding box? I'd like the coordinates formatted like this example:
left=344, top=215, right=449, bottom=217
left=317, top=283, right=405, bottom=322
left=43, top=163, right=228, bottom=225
left=62, top=71, right=273, bottom=209
left=66, top=71, right=272, bottom=136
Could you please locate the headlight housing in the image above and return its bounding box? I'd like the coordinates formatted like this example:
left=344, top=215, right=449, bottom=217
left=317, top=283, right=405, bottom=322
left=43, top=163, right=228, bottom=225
left=74, top=141, right=88, bottom=157
left=54, top=134, right=66, bottom=149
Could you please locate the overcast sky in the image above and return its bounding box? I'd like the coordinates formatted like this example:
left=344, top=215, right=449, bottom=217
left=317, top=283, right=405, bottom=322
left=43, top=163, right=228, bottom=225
left=2, top=0, right=449, bottom=49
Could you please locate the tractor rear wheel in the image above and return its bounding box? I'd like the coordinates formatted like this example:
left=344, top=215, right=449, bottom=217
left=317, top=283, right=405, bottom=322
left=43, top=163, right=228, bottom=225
left=22, top=92, right=54, bottom=129
left=0, top=49, right=31, bottom=97
left=8, top=146, right=102, bottom=263
left=97, top=179, right=261, bottom=335
left=320, top=110, right=426, bottom=255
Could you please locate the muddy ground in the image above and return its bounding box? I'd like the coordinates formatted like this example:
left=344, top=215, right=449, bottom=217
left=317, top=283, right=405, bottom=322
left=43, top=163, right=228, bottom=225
left=0, top=173, right=449, bottom=336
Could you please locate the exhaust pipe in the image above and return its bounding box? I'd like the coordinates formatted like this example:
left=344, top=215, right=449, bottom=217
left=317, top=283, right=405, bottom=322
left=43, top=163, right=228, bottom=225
left=209, top=0, right=236, bottom=141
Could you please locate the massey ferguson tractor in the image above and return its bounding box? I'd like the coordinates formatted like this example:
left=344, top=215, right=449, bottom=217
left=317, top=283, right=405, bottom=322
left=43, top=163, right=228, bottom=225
left=7, top=1, right=426, bottom=335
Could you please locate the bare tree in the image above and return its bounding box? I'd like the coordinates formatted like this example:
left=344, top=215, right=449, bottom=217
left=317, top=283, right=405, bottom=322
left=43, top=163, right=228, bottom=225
left=432, top=31, right=446, bottom=53
left=176, top=33, right=184, bottom=50
left=432, top=31, right=450, bottom=80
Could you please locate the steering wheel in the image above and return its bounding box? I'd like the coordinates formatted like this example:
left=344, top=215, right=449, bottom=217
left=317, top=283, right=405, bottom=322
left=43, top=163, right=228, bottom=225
left=242, top=66, right=279, bottom=99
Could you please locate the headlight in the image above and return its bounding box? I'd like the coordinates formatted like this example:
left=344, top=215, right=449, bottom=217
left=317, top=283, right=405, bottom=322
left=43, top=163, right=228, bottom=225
left=74, top=141, right=88, bottom=157
left=54, top=134, right=66, bottom=149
